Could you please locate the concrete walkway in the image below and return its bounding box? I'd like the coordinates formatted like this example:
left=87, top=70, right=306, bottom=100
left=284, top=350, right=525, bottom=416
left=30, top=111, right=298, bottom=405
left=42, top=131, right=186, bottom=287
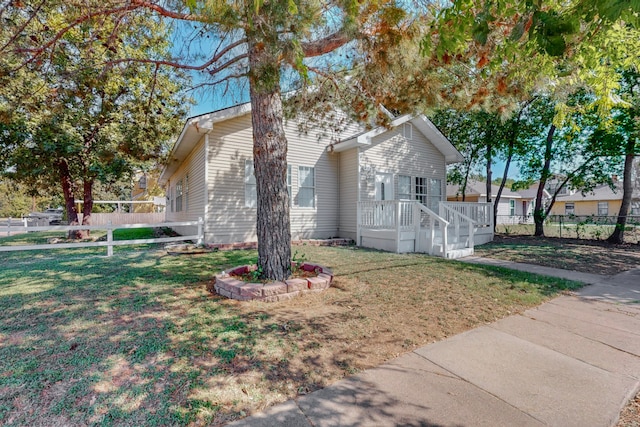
left=228, top=258, right=640, bottom=427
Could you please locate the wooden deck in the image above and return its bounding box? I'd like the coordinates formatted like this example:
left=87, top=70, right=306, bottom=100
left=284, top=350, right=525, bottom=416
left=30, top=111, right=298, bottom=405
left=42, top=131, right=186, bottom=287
left=358, top=201, right=493, bottom=258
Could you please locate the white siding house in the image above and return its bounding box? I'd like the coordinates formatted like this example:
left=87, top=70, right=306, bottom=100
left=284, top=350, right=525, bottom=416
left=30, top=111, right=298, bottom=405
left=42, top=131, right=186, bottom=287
left=159, top=103, right=490, bottom=257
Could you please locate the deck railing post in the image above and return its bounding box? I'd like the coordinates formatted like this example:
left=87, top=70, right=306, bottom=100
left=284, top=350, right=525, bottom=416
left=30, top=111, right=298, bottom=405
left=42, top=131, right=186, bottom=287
left=429, top=216, right=435, bottom=255
left=197, top=217, right=204, bottom=245
left=414, top=202, right=420, bottom=252
left=442, top=222, right=448, bottom=258
left=356, top=202, right=361, bottom=246
left=107, top=221, right=113, bottom=257
left=395, top=201, right=401, bottom=253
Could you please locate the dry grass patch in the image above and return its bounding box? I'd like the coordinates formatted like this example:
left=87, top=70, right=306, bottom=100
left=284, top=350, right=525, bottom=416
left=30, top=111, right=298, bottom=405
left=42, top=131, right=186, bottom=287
left=475, top=234, right=640, bottom=275
left=0, top=236, right=581, bottom=426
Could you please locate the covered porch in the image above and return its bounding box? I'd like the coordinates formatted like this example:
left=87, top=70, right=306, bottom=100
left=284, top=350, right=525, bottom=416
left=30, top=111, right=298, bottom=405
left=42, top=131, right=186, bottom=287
left=357, top=201, right=494, bottom=258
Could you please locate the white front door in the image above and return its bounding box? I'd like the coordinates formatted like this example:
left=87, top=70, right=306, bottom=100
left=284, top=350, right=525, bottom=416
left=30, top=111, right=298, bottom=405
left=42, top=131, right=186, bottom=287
left=375, top=173, right=394, bottom=201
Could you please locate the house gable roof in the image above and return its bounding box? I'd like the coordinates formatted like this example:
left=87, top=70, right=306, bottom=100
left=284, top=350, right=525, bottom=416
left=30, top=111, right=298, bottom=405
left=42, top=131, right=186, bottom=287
left=515, top=183, right=551, bottom=200
left=159, top=103, right=252, bottom=185
left=556, top=184, right=623, bottom=202
left=332, top=114, right=464, bottom=164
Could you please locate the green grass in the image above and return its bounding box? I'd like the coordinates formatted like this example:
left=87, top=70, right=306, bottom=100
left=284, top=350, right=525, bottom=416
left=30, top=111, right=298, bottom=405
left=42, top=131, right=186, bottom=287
left=0, top=235, right=583, bottom=426
left=496, top=223, right=640, bottom=244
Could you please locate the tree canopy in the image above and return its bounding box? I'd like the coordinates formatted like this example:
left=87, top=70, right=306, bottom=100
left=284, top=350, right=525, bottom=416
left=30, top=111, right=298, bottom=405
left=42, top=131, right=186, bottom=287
left=1, top=2, right=190, bottom=236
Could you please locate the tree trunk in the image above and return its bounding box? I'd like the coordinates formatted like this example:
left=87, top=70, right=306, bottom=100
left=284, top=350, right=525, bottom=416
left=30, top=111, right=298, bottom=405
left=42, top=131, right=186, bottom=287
left=534, top=125, right=556, bottom=236
left=248, top=40, right=292, bottom=281
left=461, top=167, right=470, bottom=202
left=485, top=141, right=493, bottom=227
left=494, top=100, right=528, bottom=224
left=77, top=179, right=94, bottom=239
left=494, top=140, right=514, bottom=222
left=58, top=159, right=80, bottom=239
left=607, top=143, right=635, bottom=244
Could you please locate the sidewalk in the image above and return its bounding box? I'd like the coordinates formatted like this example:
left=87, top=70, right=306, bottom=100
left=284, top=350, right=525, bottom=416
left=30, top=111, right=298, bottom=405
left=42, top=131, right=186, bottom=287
left=228, top=258, right=640, bottom=427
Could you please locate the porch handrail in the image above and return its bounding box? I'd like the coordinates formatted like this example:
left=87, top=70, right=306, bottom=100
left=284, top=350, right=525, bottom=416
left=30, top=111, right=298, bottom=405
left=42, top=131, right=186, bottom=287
left=439, top=202, right=475, bottom=251
left=441, top=201, right=492, bottom=229
left=416, top=202, right=450, bottom=258
left=439, top=203, right=476, bottom=224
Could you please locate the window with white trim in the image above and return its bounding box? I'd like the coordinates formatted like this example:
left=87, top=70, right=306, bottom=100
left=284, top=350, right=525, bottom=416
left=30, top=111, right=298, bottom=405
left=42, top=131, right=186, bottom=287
left=598, top=201, right=608, bottom=216
left=415, top=177, right=428, bottom=205
left=245, top=160, right=256, bottom=208
left=398, top=175, right=411, bottom=200
left=631, top=201, right=640, bottom=216
left=175, top=179, right=183, bottom=212
left=287, top=164, right=292, bottom=206
left=429, top=178, right=442, bottom=212
left=184, top=174, right=189, bottom=211
left=403, top=123, right=413, bottom=139
left=298, top=166, right=315, bottom=208
left=509, top=199, right=515, bottom=216
left=565, top=203, right=575, bottom=215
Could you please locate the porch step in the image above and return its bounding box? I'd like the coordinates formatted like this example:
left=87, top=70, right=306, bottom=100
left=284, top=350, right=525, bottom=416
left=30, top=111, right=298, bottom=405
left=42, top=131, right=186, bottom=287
left=445, top=247, right=474, bottom=259
left=431, top=244, right=474, bottom=259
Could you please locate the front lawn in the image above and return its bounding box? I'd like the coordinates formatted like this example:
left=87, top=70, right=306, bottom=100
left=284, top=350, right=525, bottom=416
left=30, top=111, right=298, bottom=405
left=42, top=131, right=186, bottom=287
left=475, top=234, right=640, bottom=275
left=0, top=238, right=581, bottom=426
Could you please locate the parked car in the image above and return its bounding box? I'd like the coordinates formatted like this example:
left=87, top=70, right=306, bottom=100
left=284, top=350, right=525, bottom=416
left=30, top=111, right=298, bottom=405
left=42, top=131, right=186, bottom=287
left=28, top=208, right=64, bottom=225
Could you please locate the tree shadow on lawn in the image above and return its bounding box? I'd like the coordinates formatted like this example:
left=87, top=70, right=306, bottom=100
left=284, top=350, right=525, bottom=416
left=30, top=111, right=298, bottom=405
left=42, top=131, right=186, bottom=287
left=0, top=246, right=584, bottom=426
left=0, top=249, right=357, bottom=426
left=455, top=262, right=584, bottom=297
left=476, top=235, right=640, bottom=276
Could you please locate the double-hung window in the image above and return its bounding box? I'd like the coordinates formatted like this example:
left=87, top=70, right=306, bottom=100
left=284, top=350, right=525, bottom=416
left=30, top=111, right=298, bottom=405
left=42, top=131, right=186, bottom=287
left=398, top=175, right=411, bottom=200
left=598, top=201, right=608, bottom=216
left=175, top=179, right=183, bottom=212
left=565, top=203, right=575, bottom=215
left=631, top=202, right=640, bottom=216
left=298, top=166, right=315, bottom=208
left=509, top=199, right=515, bottom=216
left=184, top=174, right=189, bottom=211
left=245, top=160, right=257, bottom=208
left=287, top=165, right=292, bottom=206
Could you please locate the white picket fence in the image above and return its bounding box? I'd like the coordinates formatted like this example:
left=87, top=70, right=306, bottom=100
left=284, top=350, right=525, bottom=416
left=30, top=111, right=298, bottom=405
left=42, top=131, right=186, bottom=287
left=77, top=212, right=166, bottom=225
left=0, top=218, right=203, bottom=257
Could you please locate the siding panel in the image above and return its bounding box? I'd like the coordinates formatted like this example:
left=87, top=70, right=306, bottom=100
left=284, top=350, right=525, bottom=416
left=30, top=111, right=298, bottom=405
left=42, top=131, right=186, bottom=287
left=339, top=148, right=358, bottom=240
left=166, top=138, right=206, bottom=237
left=358, top=124, right=447, bottom=206
left=204, top=113, right=352, bottom=244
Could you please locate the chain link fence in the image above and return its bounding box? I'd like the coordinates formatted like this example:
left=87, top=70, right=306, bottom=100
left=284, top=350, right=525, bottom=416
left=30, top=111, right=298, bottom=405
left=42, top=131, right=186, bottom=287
left=495, top=215, right=640, bottom=244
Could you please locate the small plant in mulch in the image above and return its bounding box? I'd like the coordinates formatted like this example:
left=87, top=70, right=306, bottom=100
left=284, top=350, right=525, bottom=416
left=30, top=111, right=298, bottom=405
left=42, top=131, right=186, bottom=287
left=230, top=253, right=322, bottom=283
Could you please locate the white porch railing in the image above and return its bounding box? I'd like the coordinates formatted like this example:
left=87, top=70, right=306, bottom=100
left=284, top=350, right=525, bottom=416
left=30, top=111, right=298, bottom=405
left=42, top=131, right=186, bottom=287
left=360, top=200, right=474, bottom=257
left=439, top=203, right=475, bottom=252
left=359, top=200, right=416, bottom=230
left=416, top=203, right=450, bottom=257
left=440, top=201, right=493, bottom=230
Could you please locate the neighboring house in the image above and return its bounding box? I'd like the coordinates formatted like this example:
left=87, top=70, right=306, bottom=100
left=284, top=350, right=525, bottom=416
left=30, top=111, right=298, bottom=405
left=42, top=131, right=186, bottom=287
left=159, top=103, right=468, bottom=253
left=549, top=183, right=626, bottom=217
left=544, top=176, right=576, bottom=198
left=516, top=183, right=551, bottom=219
left=446, top=180, right=535, bottom=224
left=131, top=171, right=164, bottom=213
